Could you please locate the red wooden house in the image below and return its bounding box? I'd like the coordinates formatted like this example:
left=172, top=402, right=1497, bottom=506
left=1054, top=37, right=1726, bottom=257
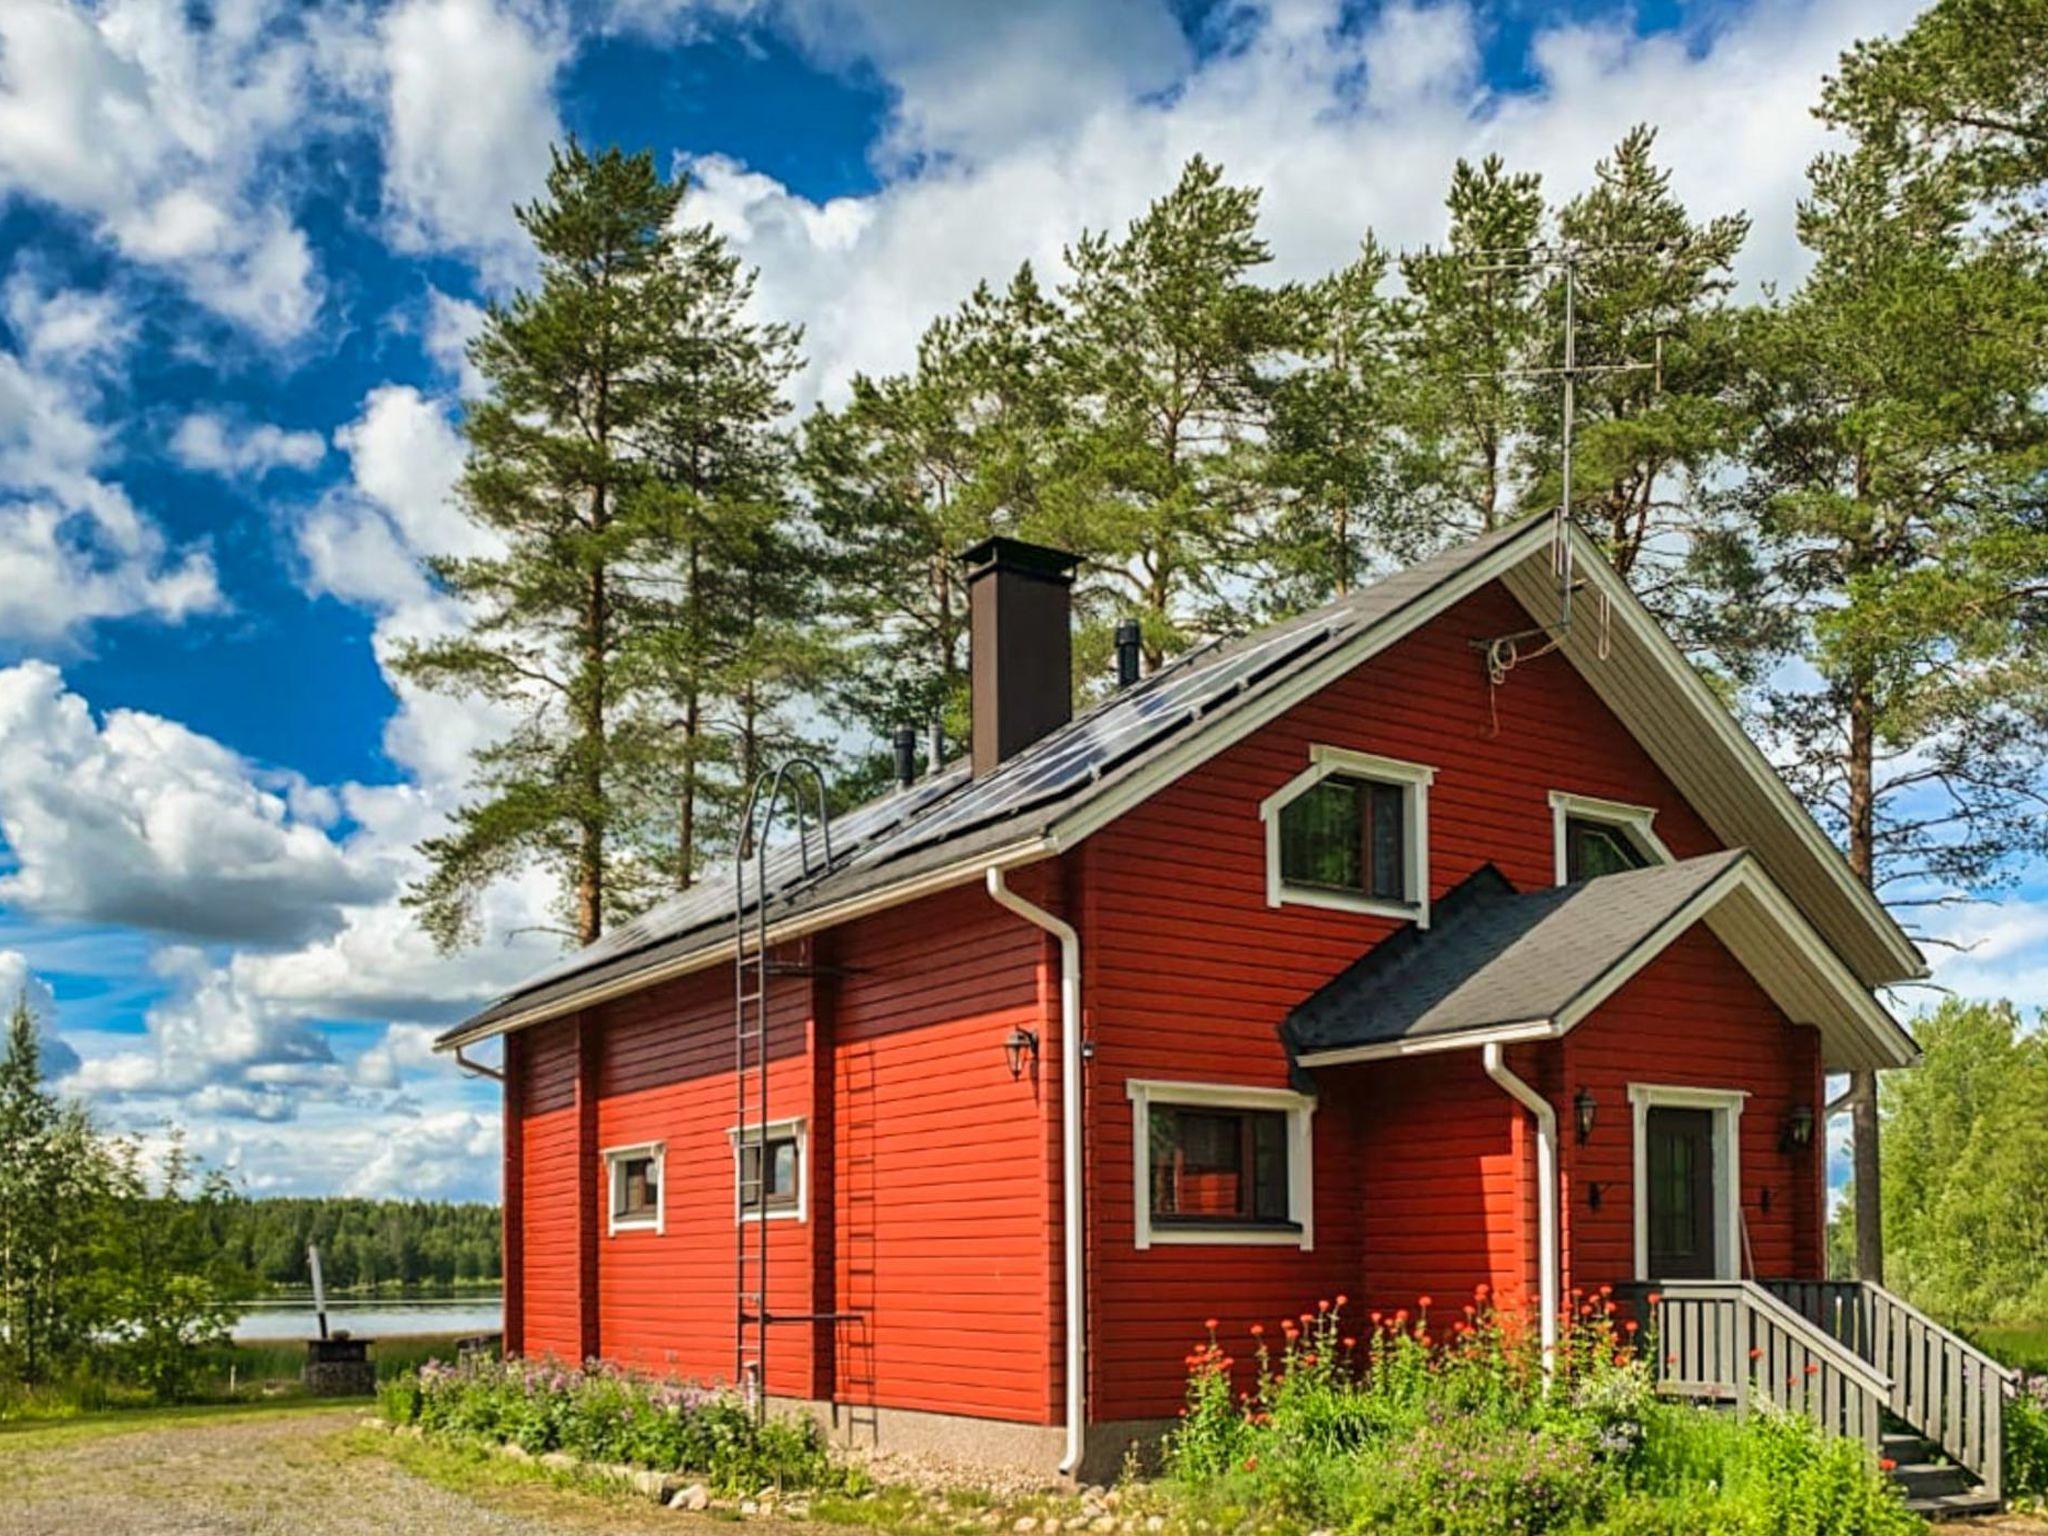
left=437, top=517, right=1931, bottom=1481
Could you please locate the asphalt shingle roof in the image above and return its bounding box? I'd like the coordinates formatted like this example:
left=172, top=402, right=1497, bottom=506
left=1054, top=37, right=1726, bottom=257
left=1283, top=850, right=1750, bottom=1059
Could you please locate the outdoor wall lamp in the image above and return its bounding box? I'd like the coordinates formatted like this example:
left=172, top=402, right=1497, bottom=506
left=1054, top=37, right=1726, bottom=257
left=1781, top=1103, right=1815, bottom=1153
left=1586, top=1180, right=1604, bottom=1211
left=1574, top=1085, right=1597, bottom=1144
left=1004, top=1026, right=1039, bottom=1079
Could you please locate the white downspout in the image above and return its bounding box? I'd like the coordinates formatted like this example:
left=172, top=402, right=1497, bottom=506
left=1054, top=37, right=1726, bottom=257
left=1482, top=1042, right=1557, bottom=1373
left=986, top=867, right=1085, bottom=1477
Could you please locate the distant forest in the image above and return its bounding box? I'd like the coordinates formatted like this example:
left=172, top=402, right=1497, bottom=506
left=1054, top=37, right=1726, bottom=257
left=219, top=1199, right=501, bottom=1291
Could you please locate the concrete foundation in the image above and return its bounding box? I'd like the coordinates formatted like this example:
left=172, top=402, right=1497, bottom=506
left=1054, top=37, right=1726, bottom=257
left=768, top=1396, right=1178, bottom=1486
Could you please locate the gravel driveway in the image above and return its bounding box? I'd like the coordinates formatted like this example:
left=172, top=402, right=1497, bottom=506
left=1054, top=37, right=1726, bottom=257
left=0, top=1409, right=712, bottom=1536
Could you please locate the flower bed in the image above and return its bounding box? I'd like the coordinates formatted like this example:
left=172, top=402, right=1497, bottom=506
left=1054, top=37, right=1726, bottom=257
left=376, top=1354, right=839, bottom=1494
left=1159, top=1288, right=1926, bottom=1536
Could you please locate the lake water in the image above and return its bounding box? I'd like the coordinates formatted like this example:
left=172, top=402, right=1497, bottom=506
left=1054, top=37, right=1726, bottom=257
left=232, top=1297, right=503, bottom=1341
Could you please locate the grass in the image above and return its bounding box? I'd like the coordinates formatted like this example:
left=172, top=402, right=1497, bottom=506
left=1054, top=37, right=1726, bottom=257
left=0, top=1393, right=368, bottom=1450
left=0, top=1331, right=482, bottom=1425
left=1971, top=1322, right=2048, bottom=1375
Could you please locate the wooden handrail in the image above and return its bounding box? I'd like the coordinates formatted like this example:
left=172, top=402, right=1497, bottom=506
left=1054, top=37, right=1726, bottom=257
left=1761, top=1278, right=2014, bottom=1504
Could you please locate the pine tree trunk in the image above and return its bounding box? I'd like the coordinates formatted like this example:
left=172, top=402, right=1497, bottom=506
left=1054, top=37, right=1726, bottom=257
left=577, top=553, right=607, bottom=947
left=1845, top=664, right=1882, bottom=1284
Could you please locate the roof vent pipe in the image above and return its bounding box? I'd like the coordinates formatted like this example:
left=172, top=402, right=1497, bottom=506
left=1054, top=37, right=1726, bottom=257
left=927, top=719, right=943, bottom=774
left=892, top=726, right=918, bottom=791
left=961, top=536, right=1080, bottom=777
left=1115, top=619, right=1142, bottom=688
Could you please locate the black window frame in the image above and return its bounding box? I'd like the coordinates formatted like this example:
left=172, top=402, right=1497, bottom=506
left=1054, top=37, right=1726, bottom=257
left=1277, top=772, right=1410, bottom=904
left=1146, top=1103, right=1296, bottom=1231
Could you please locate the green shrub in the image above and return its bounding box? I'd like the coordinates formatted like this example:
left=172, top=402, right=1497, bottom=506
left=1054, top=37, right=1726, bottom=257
left=380, top=1354, right=837, bottom=1492
left=1160, top=1289, right=1922, bottom=1536
left=2007, top=1373, right=2048, bottom=1505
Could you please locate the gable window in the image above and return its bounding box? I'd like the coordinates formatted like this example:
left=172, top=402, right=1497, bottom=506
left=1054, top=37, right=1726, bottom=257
left=1548, top=792, right=1672, bottom=885
left=729, top=1118, right=807, bottom=1222
left=1126, top=1080, right=1316, bottom=1249
left=605, top=1143, right=664, bottom=1235
left=1261, top=746, right=1434, bottom=923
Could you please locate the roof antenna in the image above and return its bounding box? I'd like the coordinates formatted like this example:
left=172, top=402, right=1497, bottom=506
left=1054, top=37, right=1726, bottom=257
left=926, top=718, right=944, bottom=775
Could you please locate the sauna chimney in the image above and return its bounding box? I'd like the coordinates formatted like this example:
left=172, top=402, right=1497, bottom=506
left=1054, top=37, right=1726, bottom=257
left=962, top=536, right=1079, bottom=777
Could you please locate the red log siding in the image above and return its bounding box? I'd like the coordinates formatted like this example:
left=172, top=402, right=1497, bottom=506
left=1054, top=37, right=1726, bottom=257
left=1351, top=1050, right=1537, bottom=1319
left=518, top=1017, right=583, bottom=1363
left=590, top=962, right=818, bottom=1396
left=1081, top=580, right=1731, bottom=1421
left=831, top=880, right=1058, bottom=1424
left=1558, top=926, right=1825, bottom=1291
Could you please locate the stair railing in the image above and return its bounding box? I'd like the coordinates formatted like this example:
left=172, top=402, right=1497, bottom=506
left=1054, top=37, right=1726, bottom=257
left=1763, top=1279, right=2018, bottom=1505
left=1629, top=1281, right=1891, bottom=1455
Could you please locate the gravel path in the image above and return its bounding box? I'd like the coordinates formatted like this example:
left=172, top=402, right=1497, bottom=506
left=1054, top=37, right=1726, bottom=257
left=0, top=1410, right=710, bottom=1536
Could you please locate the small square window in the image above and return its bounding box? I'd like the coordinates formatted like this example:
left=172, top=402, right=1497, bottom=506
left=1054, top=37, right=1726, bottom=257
left=738, top=1135, right=800, bottom=1214
left=606, top=1145, right=663, bottom=1234
left=1148, top=1105, right=1291, bottom=1226
left=731, top=1121, right=806, bottom=1222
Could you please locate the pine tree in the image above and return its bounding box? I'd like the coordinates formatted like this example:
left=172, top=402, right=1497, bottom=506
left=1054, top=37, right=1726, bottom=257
left=622, top=216, right=807, bottom=894
left=1396, top=155, right=1547, bottom=548
left=805, top=267, right=1062, bottom=745
left=1048, top=156, right=1306, bottom=667
left=396, top=144, right=685, bottom=948
left=1735, top=143, right=2048, bottom=1282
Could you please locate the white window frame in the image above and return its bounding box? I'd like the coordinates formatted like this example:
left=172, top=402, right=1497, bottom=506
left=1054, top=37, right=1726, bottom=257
left=1126, top=1079, right=1317, bottom=1251
left=1549, top=791, right=1674, bottom=885
left=727, top=1117, right=808, bottom=1224
left=1628, top=1084, right=1747, bottom=1282
left=603, top=1141, right=665, bottom=1236
left=1261, top=745, right=1435, bottom=925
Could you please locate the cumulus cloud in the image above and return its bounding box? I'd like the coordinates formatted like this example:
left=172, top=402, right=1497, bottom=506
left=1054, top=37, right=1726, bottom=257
left=0, top=271, right=222, bottom=644
left=0, top=0, right=337, bottom=342
left=0, top=663, right=385, bottom=945
left=170, top=412, right=326, bottom=479
left=379, top=0, right=565, bottom=279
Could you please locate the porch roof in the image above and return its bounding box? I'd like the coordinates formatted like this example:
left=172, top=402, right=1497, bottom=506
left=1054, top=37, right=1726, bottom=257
left=1284, top=851, right=1919, bottom=1074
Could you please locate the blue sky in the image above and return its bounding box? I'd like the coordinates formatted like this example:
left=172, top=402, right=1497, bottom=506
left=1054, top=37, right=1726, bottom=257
left=0, top=0, right=2031, bottom=1203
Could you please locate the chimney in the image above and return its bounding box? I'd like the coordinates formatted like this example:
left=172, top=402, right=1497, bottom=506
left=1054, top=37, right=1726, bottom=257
left=1115, top=618, right=1142, bottom=688
left=892, top=725, right=918, bottom=790
left=962, top=536, right=1080, bottom=777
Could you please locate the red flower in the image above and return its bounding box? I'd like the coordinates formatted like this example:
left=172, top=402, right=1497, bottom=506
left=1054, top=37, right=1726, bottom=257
left=1342, top=1336, right=1356, bottom=1349
left=1318, top=1298, right=1331, bottom=1312
left=1804, top=1362, right=1820, bottom=1376
left=1880, top=1458, right=1897, bottom=1473
left=1623, top=1320, right=1639, bottom=1334
left=1418, top=1295, right=1434, bottom=1309
left=1475, top=1283, right=1491, bottom=1301
left=1646, top=1291, right=1663, bottom=1306
left=1205, top=1317, right=1219, bottom=1331
left=1250, top=1323, right=1264, bottom=1338
left=1749, top=1347, right=1763, bottom=1361
left=1336, top=1293, right=1349, bottom=1307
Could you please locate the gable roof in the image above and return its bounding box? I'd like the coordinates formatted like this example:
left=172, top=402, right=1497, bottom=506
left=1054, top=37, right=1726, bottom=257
left=1285, top=853, right=1919, bottom=1074
left=436, top=515, right=1920, bottom=1053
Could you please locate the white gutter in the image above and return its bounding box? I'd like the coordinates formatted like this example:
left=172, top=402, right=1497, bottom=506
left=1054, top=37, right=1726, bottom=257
left=1482, top=1042, right=1557, bottom=1373
left=986, top=866, right=1085, bottom=1478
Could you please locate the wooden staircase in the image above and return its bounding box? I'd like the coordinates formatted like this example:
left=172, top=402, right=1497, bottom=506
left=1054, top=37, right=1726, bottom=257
left=1630, top=1280, right=2019, bottom=1519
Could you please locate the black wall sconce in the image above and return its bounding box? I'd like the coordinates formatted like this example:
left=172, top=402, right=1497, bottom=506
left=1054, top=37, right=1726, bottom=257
left=1760, top=1186, right=1773, bottom=1214
left=1780, top=1103, right=1815, bottom=1153
left=1004, top=1027, right=1039, bottom=1079
left=1574, top=1086, right=1597, bottom=1144
left=1586, top=1180, right=1605, bottom=1211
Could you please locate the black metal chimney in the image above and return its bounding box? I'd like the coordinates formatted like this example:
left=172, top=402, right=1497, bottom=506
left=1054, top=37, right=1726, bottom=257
left=892, top=725, right=918, bottom=790
left=961, top=536, right=1080, bottom=777
left=1115, top=618, right=1142, bottom=688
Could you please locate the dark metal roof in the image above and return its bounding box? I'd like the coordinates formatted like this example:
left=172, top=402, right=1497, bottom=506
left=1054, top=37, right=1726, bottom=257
left=1284, top=851, right=1749, bottom=1059
left=438, top=517, right=1551, bottom=1047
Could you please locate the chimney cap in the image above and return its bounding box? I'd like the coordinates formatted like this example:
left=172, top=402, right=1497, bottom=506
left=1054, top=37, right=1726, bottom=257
left=959, top=536, right=1080, bottom=584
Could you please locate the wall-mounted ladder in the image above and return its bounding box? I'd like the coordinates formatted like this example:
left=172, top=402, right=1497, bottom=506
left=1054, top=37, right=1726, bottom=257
left=733, top=759, right=833, bottom=1417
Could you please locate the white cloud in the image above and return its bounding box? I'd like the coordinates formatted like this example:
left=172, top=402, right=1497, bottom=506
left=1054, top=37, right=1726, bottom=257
left=424, top=287, right=489, bottom=398
left=0, top=274, right=222, bottom=643
left=664, top=0, right=1922, bottom=407
left=379, top=0, right=566, bottom=280
left=0, top=0, right=335, bottom=342
left=170, top=412, right=326, bottom=479
left=0, top=662, right=384, bottom=945
left=1921, top=889, right=2048, bottom=1017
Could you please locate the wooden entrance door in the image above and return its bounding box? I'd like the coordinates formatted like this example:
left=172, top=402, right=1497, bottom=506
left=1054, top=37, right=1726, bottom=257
left=1645, top=1106, right=1717, bottom=1279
